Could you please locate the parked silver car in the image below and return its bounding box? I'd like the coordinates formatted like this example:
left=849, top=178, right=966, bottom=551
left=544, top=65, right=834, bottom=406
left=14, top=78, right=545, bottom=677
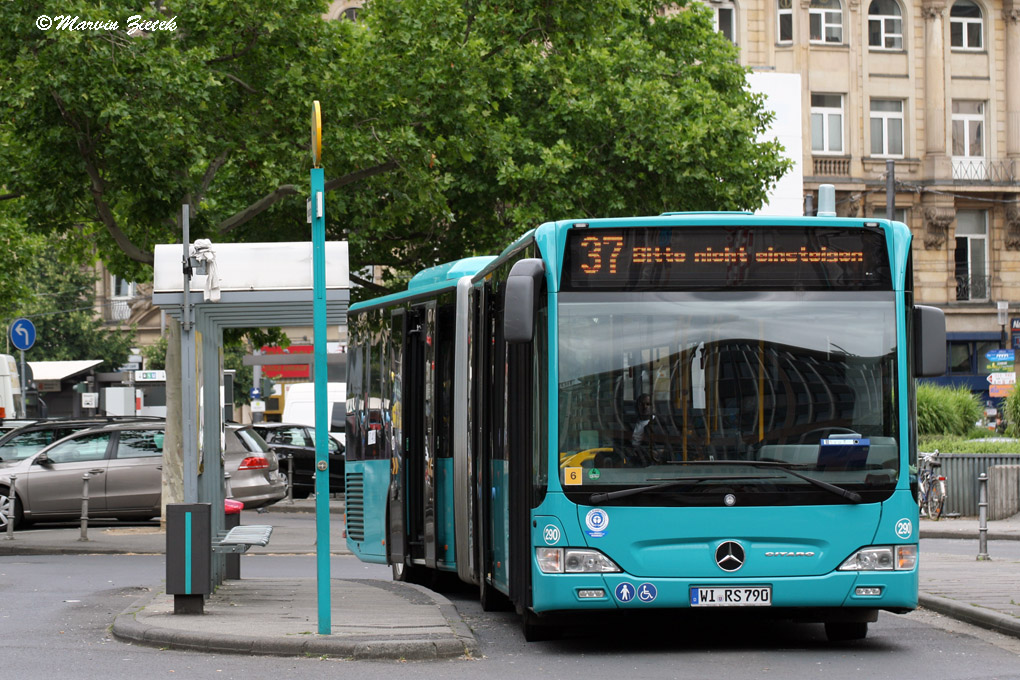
left=223, top=424, right=287, bottom=509
left=0, top=422, right=285, bottom=530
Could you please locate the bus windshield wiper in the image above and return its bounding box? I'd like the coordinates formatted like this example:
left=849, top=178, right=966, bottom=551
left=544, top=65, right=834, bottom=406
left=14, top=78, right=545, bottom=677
left=587, top=463, right=862, bottom=505
left=666, top=460, right=863, bottom=503
left=588, top=475, right=763, bottom=505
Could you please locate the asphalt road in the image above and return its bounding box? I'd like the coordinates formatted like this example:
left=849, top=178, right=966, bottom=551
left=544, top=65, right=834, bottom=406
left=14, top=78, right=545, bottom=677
left=3, top=551, right=1020, bottom=679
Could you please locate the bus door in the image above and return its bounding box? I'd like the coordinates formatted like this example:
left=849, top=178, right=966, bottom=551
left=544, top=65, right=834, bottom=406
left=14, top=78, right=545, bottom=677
left=387, top=311, right=408, bottom=568
left=398, top=303, right=439, bottom=569
left=506, top=336, right=535, bottom=608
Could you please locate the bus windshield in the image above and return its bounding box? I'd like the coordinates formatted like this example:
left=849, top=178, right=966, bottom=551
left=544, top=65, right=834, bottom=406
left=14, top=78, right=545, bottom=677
left=557, top=291, right=900, bottom=506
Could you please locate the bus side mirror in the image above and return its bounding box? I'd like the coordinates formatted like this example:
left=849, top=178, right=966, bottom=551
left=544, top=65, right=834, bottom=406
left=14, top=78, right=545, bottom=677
left=504, top=259, right=545, bottom=344
left=914, top=305, right=946, bottom=377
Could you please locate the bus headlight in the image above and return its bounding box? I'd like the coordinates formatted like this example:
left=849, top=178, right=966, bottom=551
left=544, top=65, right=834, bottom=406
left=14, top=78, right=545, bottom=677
left=838, top=545, right=916, bottom=571
left=536, top=548, right=622, bottom=573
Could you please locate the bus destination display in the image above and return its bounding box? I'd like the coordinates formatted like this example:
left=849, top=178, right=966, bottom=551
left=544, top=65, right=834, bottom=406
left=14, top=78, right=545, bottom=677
left=563, top=226, right=891, bottom=290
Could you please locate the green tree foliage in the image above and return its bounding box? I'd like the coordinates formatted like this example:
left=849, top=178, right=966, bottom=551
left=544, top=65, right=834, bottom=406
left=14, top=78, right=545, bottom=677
left=16, top=241, right=135, bottom=371
left=1, top=0, right=789, bottom=292
left=916, top=383, right=983, bottom=437
left=0, top=212, right=37, bottom=315
left=141, top=334, right=169, bottom=370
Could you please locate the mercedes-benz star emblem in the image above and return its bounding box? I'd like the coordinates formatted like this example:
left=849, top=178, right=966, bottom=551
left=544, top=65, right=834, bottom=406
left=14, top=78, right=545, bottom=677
left=715, top=541, right=745, bottom=572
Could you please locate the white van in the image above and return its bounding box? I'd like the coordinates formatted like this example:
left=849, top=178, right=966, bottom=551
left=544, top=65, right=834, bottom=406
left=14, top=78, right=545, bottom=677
left=282, top=382, right=346, bottom=445
left=0, top=354, right=24, bottom=421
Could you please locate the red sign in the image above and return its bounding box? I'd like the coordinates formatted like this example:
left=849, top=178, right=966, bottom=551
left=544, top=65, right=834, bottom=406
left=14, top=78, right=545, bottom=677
left=260, top=345, right=312, bottom=379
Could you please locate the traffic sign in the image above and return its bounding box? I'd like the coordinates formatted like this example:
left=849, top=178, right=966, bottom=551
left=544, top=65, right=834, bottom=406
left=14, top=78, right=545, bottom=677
left=990, top=384, right=1016, bottom=398
left=250, top=399, right=266, bottom=413
left=987, top=372, right=1016, bottom=385
left=9, top=318, right=35, bottom=351
left=249, top=387, right=262, bottom=400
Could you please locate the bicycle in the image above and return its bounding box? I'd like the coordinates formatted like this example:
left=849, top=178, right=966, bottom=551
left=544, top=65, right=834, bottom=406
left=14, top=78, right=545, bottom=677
left=918, top=450, right=947, bottom=520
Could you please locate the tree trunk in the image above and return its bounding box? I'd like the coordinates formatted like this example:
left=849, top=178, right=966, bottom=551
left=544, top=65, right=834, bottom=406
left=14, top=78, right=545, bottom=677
left=161, top=316, right=184, bottom=522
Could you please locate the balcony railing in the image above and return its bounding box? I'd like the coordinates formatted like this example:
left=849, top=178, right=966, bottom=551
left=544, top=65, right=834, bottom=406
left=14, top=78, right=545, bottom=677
left=956, top=274, right=991, bottom=301
left=107, top=297, right=133, bottom=322
left=813, top=157, right=851, bottom=177
left=952, top=158, right=1018, bottom=183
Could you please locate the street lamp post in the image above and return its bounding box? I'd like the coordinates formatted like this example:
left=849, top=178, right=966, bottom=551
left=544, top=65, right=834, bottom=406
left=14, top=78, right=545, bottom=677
left=998, top=301, right=1009, bottom=349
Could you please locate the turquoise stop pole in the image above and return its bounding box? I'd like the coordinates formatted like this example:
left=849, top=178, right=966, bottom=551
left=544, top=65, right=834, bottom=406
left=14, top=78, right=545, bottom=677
left=310, top=166, right=331, bottom=634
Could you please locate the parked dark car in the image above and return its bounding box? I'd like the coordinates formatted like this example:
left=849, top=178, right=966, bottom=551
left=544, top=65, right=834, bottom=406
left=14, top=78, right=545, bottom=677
left=251, top=423, right=345, bottom=498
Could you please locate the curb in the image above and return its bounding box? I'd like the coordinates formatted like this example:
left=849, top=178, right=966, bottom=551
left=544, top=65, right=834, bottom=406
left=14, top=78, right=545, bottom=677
left=0, top=544, right=165, bottom=556
left=112, top=584, right=478, bottom=661
left=919, top=592, right=1020, bottom=638
left=263, top=504, right=344, bottom=515
left=920, top=528, right=1020, bottom=541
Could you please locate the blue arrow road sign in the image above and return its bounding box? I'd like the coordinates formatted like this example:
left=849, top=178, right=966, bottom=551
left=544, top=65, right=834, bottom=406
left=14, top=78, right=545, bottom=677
left=9, top=318, right=36, bottom=351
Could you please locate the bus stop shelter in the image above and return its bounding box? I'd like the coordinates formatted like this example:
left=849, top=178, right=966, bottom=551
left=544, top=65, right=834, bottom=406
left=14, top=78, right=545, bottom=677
left=152, top=240, right=349, bottom=589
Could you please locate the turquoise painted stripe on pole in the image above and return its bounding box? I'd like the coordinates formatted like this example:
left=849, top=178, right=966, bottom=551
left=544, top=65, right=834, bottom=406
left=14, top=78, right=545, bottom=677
left=184, top=512, right=192, bottom=594
left=310, top=165, right=332, bottom=634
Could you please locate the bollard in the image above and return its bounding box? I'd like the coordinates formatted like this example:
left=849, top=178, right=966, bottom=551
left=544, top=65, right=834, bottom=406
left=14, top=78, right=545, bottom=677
left=286, top=454, right=294, bottom=505
left=79, top=473, right=91, bottom=542
left=5, top=474, right=16, bottom=540
left=977, top=472, right=990, bottom=561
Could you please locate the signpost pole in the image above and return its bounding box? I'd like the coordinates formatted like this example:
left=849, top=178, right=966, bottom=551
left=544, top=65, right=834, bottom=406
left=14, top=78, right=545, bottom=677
left=310, top=100, right=331, bottom=636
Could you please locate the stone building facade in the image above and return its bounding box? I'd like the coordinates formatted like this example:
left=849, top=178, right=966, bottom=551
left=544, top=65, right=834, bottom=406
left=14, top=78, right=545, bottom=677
left=711, top=0, right=1019, bottom=362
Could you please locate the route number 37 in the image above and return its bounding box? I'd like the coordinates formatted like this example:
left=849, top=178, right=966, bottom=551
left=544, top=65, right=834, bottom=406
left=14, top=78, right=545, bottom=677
left=579, top=235, right=624, bottom=275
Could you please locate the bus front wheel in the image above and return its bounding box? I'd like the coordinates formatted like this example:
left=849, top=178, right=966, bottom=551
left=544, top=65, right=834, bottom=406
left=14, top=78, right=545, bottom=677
left=824, top=621, right=868, bottom=641
left=521, top=609, right=560, bottom=642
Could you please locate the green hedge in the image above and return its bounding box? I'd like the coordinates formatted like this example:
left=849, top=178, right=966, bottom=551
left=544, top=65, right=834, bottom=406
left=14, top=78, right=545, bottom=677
left=917, top=435, right=1020, bottom=454
left=1005, top=387, right=1020, bottom=438
left=916, top=383, right=983, bottom=436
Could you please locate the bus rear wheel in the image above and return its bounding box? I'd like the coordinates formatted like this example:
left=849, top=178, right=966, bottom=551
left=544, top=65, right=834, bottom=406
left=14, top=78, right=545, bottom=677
left=824, top=621, right=868, bottom=641
left=391, top=560, right=434, bottom=588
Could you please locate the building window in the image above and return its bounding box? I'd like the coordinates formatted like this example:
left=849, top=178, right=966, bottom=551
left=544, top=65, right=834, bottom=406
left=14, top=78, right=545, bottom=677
left=811, top=93, right=844, bottom=154
left=778, top=0, right=793, bottom=43
left=870, top=207, right=908, bottom=223
left=110, top=275, right=136, bottom=321
left=810, top=0, right=843, bottom=44
left=954, top=210, right=988, bottom=301
left=711, top=1, right=737, bottom=43
left=342, top=8, right=359, bottom=21
left=868, top=0, right=903, bottom=50
left=950, top=0, right=983, bottom=50
left=870, top=99, right=904, bottom=157
left=952, top=100, right=986, bottom=179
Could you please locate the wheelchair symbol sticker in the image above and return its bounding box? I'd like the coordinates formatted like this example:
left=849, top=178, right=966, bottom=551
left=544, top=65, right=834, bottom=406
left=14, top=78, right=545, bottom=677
left=585, top=508, right=609, bottom=538
left=895, top=518, right=912, bottom=539
left=637, top=583, right=657, bottom=603
left=543, top=524, right=561, bottom=545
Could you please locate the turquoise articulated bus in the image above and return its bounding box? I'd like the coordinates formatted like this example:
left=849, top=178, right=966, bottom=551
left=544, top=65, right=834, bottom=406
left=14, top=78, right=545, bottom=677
left=345, top=211, right=946, bottom=641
